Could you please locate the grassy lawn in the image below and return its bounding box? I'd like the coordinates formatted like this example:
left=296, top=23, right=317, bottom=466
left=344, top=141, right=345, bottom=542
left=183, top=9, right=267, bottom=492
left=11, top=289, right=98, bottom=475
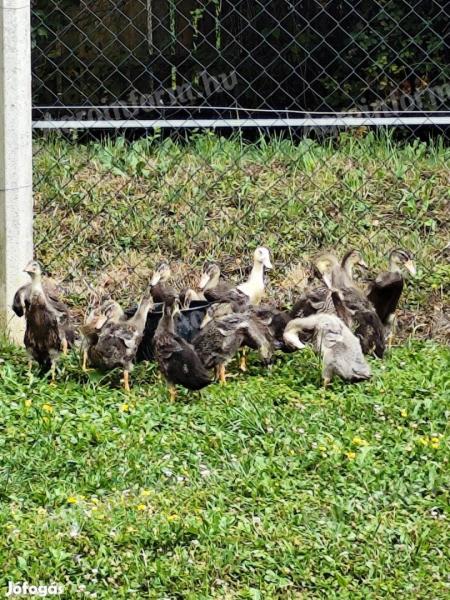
left=2, top=131, right=447, bottom=596
left=0, top=341, right=449, bottom=598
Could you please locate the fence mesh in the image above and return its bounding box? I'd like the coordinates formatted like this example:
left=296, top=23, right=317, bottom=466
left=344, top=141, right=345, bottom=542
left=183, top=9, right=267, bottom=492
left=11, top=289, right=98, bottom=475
left=31, top=1, right=449, bottom=341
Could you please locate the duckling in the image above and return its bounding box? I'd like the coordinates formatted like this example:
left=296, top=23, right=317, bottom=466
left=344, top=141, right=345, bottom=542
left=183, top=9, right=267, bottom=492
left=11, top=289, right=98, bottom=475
left=80, top=300, right=124, bottom=371
left=153, top=299, right=212, bottom=400
left=283, top=313, right=371, bottom=386
left=367, top=249, right=416, bottom=345
left=21, top=260, right=74, bottom=378
left=88, top=287, right=153, bottom=391
left=150, top=262, right=177, bottom=304
left=291, top=254, right=338, bottom=319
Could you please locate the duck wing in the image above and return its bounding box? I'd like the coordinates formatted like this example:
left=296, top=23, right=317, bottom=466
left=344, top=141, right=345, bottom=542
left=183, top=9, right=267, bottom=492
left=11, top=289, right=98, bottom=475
left=24, top=302, right=62, bottom=371
left=90, top=322, right=142, bottom=369
left=291, top=285, right=334, bottom=318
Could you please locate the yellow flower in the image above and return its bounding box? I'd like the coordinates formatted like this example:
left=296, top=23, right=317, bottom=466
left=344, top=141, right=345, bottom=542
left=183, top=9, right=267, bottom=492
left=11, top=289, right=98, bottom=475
left=42, top=403, right=53, bottom=413
left=167, top=514, right=179, bottom=522
left=431, top=437, right=440, bottom=444
left=352, top=436, right=368, bottom=447
left=24, top=399, right=32, bottom=407
left=318, top=445, right=327, bottom=452
left=345, top=451, right=357, bottom=460
left=140, top=489, right=151, bottom=497
left=418, top=436, right=429, bottom=446
left=401, top=409, right=408, bottom=417
left=120, top=403, right=130, bottom=412
left=136, top=504, right=146, bottom=511
left=67, top=496, right=78, bottom=504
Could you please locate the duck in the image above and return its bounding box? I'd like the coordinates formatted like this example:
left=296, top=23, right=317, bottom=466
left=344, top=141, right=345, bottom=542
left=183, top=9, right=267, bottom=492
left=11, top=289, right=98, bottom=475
left=80, top=299, right=124, bottom=371
left=366, top=249, right=416, bottom=345
left=245, top=304, right=294, bottom=356
left=193, top=304, right=257, bottom=383
left=150, top=262, right=177, bottom=304
left=292, top=252, right=386, bottom=357
left=283, top=313, right=371, bottom=386
left=198, top=263, right=247, bottom=309
left=291, top=254, right=339, bottom=319
left=87, top=287, right=153, bottom=391
left=153, top=298, right=212, bottom=400
left=21, top=260, right=74, bottom=378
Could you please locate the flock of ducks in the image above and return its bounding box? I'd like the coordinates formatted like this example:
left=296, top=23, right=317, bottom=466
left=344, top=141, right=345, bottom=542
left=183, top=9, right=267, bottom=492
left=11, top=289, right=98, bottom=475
left=12, top=247, right=416, bottom=397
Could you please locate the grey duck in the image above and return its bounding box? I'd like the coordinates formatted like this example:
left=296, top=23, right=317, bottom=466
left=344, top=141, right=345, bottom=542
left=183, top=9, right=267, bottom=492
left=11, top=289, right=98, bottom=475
left=153, top=299, right=212, bottom=400
left=284, top=313, right=371, bottom=386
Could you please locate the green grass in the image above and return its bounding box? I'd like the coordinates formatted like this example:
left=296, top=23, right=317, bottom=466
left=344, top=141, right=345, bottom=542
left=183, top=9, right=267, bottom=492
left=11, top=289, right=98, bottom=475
left=0, top=341, right=449, bottom=598
left=33, top=130, right=449, bottom=338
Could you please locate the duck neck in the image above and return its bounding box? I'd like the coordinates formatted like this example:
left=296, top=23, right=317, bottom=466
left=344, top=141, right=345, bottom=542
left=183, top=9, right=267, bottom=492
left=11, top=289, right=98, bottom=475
left=130, top=295, right=152, bottom=329
left=388, top=257, right=401, bottom=274
left=30, top=273, right=44, bottom=298
left=248, top=260, right=264, bottom=287
left=343, top=258, right=355, bottom=281
left=161, top=311, right=176, bottom=334
left=205, top=271, right=220, bottom=291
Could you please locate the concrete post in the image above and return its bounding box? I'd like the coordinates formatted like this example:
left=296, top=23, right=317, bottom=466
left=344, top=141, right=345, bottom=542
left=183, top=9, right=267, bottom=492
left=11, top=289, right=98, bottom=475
left=0, top=0, right=33, bottom=343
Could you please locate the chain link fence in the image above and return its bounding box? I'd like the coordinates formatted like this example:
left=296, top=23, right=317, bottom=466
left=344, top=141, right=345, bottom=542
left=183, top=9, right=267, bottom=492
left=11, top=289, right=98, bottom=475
left=31, top=1, right=449, bottom=340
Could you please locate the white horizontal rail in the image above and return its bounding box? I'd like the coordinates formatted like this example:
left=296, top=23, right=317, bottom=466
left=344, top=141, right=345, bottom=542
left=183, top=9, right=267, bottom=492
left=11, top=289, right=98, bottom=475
left=32, top=116, right=450, bottom=129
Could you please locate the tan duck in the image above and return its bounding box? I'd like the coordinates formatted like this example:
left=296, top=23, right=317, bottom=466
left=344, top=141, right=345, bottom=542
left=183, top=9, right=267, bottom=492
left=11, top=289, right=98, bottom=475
left=20, top=260, right=74, bottom=379
left=87, top=287, right=153, bottom=391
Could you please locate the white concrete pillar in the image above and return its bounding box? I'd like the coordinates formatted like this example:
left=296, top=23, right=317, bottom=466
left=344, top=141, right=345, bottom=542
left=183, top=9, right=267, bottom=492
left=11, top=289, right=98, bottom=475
left=0, top=0, right=33, bottom=343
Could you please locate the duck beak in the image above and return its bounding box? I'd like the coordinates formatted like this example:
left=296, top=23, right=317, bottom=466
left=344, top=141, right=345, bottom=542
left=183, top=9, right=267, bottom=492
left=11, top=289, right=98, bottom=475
left=200, top=312, right=212, bottom=329
left=198, top=272, right=210, bottom=290
left=94, top=315, right=108, bottom=330
left=23, top=260, right=34, bottom=274
left=150, top=272, right=161, bottom=286
left=263, top=256, right=273, bottom=270
left=358, top=259, right=368, bottom=269
left=405, top=259, right=417, bottom=276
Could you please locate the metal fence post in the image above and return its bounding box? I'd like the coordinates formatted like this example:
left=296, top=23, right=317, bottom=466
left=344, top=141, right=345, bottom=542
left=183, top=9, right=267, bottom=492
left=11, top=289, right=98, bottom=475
left=0, top=0, right=33, bottom=343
